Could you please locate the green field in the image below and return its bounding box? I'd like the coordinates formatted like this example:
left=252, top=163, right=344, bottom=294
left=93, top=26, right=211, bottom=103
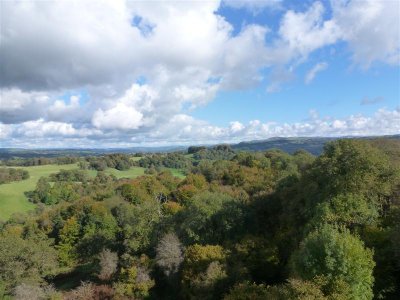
left=168, top=168, right=186, bottom=179
left=0, top=164, right=185, bottom=221
left=86, top=167, right=146, bottom=179
left=87, top=167, right=185, bottom=179
left=0, top=164, right=77, bottom=221
left=130, top=156, right=142, bottom=162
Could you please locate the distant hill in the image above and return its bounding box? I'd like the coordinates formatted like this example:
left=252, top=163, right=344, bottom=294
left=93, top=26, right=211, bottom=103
left=0, top=146, right=186, bottom=160
left=0, top=135, right=398, bottom=159
left=231, top=137, right=335, bottom=155
left=231, top=135, right=400, bottom=155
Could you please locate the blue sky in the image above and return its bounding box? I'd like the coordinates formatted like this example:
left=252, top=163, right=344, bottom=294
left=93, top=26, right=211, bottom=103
left=0, top=0, right=399, bottom=147
left=192, top=61, right=399, bottom=126
left=195, top=1, right=400, bottom=126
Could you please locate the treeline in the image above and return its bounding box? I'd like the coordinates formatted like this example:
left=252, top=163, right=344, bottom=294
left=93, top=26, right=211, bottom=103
left=25, top=170, right=115, bottom=205
left=2, top=156, right=79, bottom=167
left=192, top=144, right=236, bottom=161
left=134, top=144, right=249, bottom=171
left=135, top=152, right=190, bottom=169
left=0, top=139, right=399, bottom=299
left=0, top=168, right=29, bottom=184
left=82, top=154, right=133, bottom=171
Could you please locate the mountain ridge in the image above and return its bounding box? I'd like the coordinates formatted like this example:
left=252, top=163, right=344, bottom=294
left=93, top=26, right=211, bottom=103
left=1, top=134, right=398, bottom=159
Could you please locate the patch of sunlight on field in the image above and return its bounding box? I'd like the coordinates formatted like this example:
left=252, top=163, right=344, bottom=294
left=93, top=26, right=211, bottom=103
left=87, top=167, right=185, bottom=179
left=130, top=156, right=142, bottom=162
left=168, top=168, right=186, bottom=179
left=104, top=167, right=146, bottom=178
left=0, top=164, right=77, bottom=221
left=86, top=167, right=145, bottom=179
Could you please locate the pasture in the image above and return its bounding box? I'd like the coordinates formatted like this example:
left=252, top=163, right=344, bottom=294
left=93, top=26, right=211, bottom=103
left=0, top=163, right=185, bottom=221
left=86, top=166, right=146, bottom=179
left=0, top=164, right=77, bottom=221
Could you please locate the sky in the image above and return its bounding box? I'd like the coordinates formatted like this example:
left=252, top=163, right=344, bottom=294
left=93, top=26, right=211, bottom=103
left=0, top=0, right=399, bottom=148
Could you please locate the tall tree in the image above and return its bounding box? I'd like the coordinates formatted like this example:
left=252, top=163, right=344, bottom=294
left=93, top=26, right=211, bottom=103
left=291, top=224, right=375, bottom=299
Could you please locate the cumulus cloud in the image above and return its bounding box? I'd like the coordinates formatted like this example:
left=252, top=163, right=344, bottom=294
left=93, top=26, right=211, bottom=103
left=92, top=104, right=143, bottom=130
left=0, top=123, right=13, bottom=139
left=0, top=0, right=398, bottom=147
left=47, top=95, right=82, bottom=122
left=143, top=107, right=400, bottom=144
left=0, top=89, right=50, bottom=124
left=2, top=108, right=399, bottom=147
left=230, top=121, right=245, bottom=133
left=305, top=62, right=328, bottom=84
left=14, top=119, right=77, bottom=138
left=331, top=0, right=400, bottom=67
left=278, top=2, right=340, bottom=60
left=266, top=0, right=399, bottom=87
left=0, top=0, right=139, bottom=90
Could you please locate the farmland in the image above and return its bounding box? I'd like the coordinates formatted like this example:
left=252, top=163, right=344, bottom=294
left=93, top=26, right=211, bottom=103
left=0, top=164, right=77, bottom=220
left=0, top=163, right=184, bottom=221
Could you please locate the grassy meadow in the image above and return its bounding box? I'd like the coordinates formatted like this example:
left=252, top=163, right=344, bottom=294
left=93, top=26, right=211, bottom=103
left=0, top=164, right=77, bottom=221
left=85, top=166, right=146, bottom=179
left=0, top=163, right=185, bottom=221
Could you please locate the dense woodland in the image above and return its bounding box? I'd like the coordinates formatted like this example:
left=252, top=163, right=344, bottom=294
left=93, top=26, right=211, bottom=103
left=0, top=139, right=399, bottom=299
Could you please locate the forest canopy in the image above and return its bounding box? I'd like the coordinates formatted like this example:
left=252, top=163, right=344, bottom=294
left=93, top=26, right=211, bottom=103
left=0, top=138, right=399, bottom=299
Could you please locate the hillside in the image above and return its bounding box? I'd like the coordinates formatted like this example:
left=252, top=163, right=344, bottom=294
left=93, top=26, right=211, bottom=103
left=1, top=135, right=398, bottom=160
left=232, top=135, right=400, bottom=155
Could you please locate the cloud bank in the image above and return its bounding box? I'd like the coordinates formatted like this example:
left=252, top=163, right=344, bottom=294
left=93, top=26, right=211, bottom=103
left=0, top=0, right=399, bottom=147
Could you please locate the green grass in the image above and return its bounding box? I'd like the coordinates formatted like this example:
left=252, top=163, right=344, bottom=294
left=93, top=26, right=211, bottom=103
left=87, top=166, right=185, bottom=179
left=86, top=166, right=146, bottom=179
left=0, top=164, right=77, bottom=221
left=103, top=167, right=146, bottom=178
left=130, top=156, right=142, bottom=162
left=168, top=168, right=186, bottom=179
left=0, top=163, right=184, bottom=221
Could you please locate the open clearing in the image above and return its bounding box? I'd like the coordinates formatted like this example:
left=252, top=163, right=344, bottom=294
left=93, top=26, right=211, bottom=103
left=86, top=166, right=146, bottom=179
left=0, top=164, right=77, bottom=221
left=0, top=164, right=184, bottom=221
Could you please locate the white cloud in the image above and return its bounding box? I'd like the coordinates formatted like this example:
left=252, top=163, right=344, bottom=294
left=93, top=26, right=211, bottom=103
left=0, top=123, right=12, bottom=139
left=0, top=89, right=50, bottom=123
left=331, top=0, right=400, bottom=67
left=156, top=107, right=400, bottom=144
left=0, top=0, right=398, bottom=147
left=278, top=2, right=340, bottom=60
left=92, top=104, right=143, bottom=130
left=15, top=119, right=77, bottom=137
left=47, top=95, right=81, bottom=121
left=230, top=121, right=245, bottom=133
left=305, top=62, right=328, bottom=84
left=2, top=108, right=399, bottom=147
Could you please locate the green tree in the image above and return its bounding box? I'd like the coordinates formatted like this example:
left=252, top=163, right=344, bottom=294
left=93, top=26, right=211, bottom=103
left=114, top=255, right=154, bottom=299
left=224, top=279, right=326, bottom=300
left=310, top=193, right=379, bottom=228
left=77, top=203, right=118, bottom=258
left=0, top=233, right=58, bottom=294
left=178, top=191, right=236, bottom=244
left=57, top=216, right=80, bottom=266
left=115, top=200, right=161, bottom=254
left=291, top=224, right=375, bottom=299
left=308, top=140, right=396, bottom=204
